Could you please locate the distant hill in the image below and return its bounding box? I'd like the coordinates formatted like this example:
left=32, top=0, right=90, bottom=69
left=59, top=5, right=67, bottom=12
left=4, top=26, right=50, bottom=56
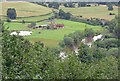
left=5, top=0, right=120, bottom=2
left=0, top=1, right=52, bottom=17
left=61, top=5, right=118, bottom=20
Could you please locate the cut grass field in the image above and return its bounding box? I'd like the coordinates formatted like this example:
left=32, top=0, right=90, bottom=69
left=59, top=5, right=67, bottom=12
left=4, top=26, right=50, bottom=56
left=0, top=1, right=53, bottom=22
left=1, top=13, right=53, bottom=22
left=0, top=1, right=52, bottom=17
left=15, top=13, right=53, bottom=22
left=60, top=5, right=118, bottom=20
left=5, top=19, right=104, bottom=47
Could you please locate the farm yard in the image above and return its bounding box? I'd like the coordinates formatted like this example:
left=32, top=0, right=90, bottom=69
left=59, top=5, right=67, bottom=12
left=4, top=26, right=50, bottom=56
left=5, top=19, right=104, bottom=47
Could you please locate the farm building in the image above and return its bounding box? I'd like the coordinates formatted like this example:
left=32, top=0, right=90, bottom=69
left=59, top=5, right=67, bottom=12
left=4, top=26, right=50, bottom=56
left=49, top=23, right=64, bottom=29
left=29, top=22, right=65, bottom=30
left=56, top=24, right=64, bottom=28
left=32, top=24, right=48, bottom=29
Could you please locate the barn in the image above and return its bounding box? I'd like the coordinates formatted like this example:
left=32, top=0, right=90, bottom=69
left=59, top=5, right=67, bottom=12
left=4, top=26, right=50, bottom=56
left=56, top=24, right=64, bottom=28
left=32, top=24, right=48, bottom=29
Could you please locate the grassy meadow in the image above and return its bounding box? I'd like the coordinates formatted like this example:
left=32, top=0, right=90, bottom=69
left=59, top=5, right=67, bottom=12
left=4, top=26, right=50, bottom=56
left=0, top=1, right=52, bottom=17
left=5, top=19, right=104, bottom=47
left=0, top=1, right=53, bottom=22
left=15, top=13, right=53, bottom=22
left=61, top=5, right=118, bottom=20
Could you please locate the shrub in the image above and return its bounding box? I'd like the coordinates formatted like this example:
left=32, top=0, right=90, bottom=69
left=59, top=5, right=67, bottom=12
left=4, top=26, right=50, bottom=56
left=6, top=18, right=11, bottom=22
left=108, top=5, right=113, bottom=11
left=28, top=22, right=36, bottom=28
left=109, top=13, right=115, bottom=15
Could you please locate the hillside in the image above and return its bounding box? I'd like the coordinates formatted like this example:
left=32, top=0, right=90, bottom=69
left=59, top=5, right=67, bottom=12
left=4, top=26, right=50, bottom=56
left=5, top=19, right=104, bottom=47
left=0, top=1, right=52, bottom=17
left=61, top=5, right=118, bottom=20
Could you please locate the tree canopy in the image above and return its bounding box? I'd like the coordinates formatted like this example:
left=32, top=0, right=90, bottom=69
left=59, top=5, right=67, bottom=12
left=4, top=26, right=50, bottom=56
left=7, top=8, right=17, bottom=19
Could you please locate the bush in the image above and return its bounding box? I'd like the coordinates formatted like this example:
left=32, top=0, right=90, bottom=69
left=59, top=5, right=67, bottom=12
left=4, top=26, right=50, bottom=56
left=78, top=2, right=86, bottom=7
left=6, top=18, right=11, bottom=22
left=64, top=2, right=75, bottom=8
left=48, top=2, right=60, bottom=9
left=108, top=5, right=113, bottom=11
left=70, top=16, right=103, bottom=26
left=55, top=9, right=71, bottom=20
left=28, top=22, right=36, bottom=28
left=106, top=48, right=119, bottom=57
left=95, top=38, right=118, bottom=49
left=22, top=20, right=25, bottom=23
left=109, top=13, right=115, bottom=15
left=104, top=33, right=115, bottom=38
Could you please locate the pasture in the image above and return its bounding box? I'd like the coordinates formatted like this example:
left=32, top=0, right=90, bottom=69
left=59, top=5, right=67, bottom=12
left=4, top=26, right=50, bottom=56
left=1, top=2, right=106, bottom=47
left=5, top=19, right=104, bottom=47
left=0, top=1, right=52, bottom=17
left=0, top=1, right=53, bottom=22
left=15, top=13, right=53, bottom=22
left=60, top=5, right=118, bottom=20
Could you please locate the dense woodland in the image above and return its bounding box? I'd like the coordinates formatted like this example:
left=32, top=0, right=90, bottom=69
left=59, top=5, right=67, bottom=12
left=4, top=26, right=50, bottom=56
left=0, top=1, right=120, bottom=80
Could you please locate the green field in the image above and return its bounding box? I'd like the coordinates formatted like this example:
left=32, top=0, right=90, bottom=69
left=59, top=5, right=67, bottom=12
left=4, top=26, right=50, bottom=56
left=60, top=5, right=118, bottom=20
left=5, top=19, right=104, bottom=47
left=1, top=2, right=107, bottom=47
left=1, top=2, right=118, bottom=21
left=0, top=1, right=52, bottom=17
left=15, top=13, right=53, bottom=22
left=0, top=1, right=53, bottom=22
